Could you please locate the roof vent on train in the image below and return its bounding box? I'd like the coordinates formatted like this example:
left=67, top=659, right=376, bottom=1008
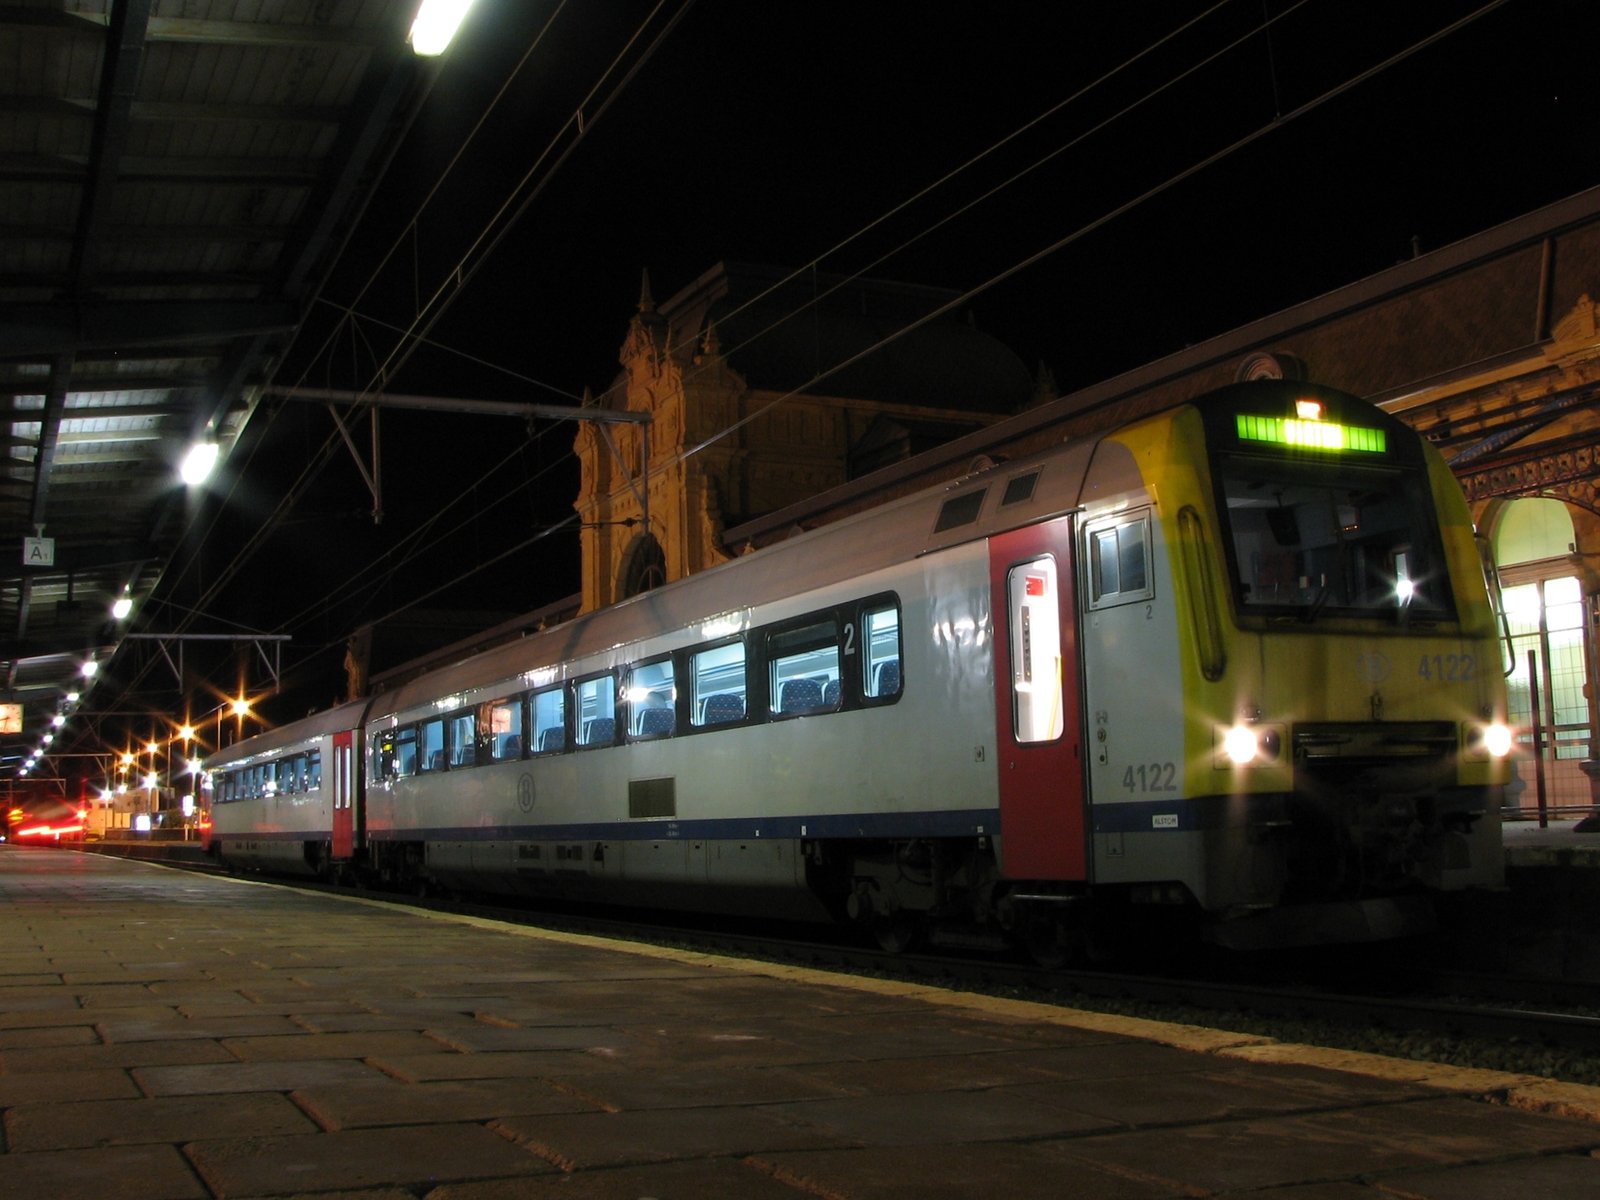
left=934, top=489, right=987, bottom=533
left=966, top=453, right=1009, bottom=475
left=1235, top=351, right=1308, bottom=382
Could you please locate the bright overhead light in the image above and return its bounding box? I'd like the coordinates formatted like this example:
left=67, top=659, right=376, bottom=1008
left=111, top=595, right=133, bottom=620
left=80, top=660, right=98, bottom=679
left=66, top=692, right=79, bottom=703
left=40, top=734, right=51, bottom=745
left=180, top=442, right=220, bottom=486
left=50, top=714, right=64, bottom=728
left=179, top=725, right=195, bottom=741
left=188, top=758, right=204, bottom=775
left=143, top=773, right=157, bottom=789
left=231, top=699, right=250, bottom=717
left=145, top=742, right=159, bottom=755
left=120, top=753, right=134, bottom=767
left=409, top=0, right=475, bottom=55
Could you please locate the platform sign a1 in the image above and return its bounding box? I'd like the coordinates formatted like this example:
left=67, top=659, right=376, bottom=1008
left=22, top=537, right=54, bottom=567
left=0, top=704, right=19, bottom=734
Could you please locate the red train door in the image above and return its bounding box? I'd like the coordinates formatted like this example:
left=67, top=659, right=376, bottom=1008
left=331, top=731, right=353, bottom=859
left=990, top=515, right=1086, bottom=880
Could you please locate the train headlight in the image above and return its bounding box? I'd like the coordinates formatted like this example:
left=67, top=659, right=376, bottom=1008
left=1483, top=723, right=1513, bottom=758
left=1223, top=726, right=1259, bottom=764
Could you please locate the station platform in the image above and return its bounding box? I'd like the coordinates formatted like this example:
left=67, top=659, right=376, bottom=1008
left=1503, top=818, right=1600, bottom=869
left=2, top=847, right=1599, bottom=1200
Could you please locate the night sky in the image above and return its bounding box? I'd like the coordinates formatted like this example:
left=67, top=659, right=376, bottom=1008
left=120, top=0, right=1600, bottom=749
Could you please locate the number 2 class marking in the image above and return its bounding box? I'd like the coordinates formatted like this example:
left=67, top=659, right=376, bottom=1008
left=843, top=623, right=856, bottom=656
left=1417, top=654, right=1475, bottom=682
left=1122, top=762, right=1177, bottom=792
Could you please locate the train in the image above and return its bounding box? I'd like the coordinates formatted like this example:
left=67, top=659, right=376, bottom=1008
left=204, top=380, right=1511, bottom=960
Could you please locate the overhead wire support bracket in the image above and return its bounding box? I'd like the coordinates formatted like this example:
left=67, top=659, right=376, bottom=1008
left=121, top=633, right=292, bottom=691
left=265, top=386, right=652, bottom=532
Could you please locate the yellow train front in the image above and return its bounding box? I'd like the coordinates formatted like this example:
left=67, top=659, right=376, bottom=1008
left=1085, top=381, right=1508, bottom=950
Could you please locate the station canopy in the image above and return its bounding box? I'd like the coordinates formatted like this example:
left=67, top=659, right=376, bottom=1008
left=1, top=1, right=433, bottom=771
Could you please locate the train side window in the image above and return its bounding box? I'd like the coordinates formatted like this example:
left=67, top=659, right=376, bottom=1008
left=576, top=676, right=617, bottom=747
left=395, top=727, right=418, bottom=777
left=307, top=750, right=322, bottom=790
left=484, top=697, right=524, bottom=761
left=448, top=711, right=476, bottom=768
left=769, top=619, right=841, bottom=716
left=286, top=756, right=304, bottom=793
left=627, top=658, right=676, bottom=739
left=532, top=687, right=566, bottom=753
left=1085, top=510, right=1154, bottom=608
left=861, top=604, right=902, bottom=699
left=419, top=719, right=446, bottom=771
left=1008, top=556, right=1065, bottom=743
left=690, top=641, right=747, bottom=726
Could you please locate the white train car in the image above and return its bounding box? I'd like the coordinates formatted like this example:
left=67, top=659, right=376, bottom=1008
left=206, top=700, right=363, bottom=875
left=207, top=383, right=1510, bottom=956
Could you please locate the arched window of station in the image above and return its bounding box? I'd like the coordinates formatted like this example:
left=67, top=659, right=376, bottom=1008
left=619, top=532, right=667, bottom=599
left=1490, top=497, right=1595, bottom=817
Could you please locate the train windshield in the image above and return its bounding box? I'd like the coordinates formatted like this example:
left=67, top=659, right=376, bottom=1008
left=1216, top=455, right=1454, bottom=620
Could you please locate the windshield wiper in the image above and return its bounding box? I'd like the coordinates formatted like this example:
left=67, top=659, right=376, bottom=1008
left=1300, top=585, right=1332, bottom=624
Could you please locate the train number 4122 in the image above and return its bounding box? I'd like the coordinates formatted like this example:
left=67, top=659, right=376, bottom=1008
left=1417, top=654, right=1474, bottom=682
left=1123, top=762, right=1177, bottom=792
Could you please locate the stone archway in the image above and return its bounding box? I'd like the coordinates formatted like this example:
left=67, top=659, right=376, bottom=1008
left=618, top=532, right=667, bottom=599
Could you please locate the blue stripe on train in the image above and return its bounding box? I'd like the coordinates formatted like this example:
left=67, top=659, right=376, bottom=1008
left=219, top=807, right=1001, bottom=843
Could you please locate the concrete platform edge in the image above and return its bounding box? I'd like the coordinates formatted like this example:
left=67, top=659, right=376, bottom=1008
left=114, top=853, right=1600, bottom=1125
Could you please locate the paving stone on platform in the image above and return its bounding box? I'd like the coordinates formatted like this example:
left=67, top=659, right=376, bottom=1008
left=221, top=1030, right=454, bottom=1060
left=765, top=1087, right=1119, bottom=1145
left=5, top=1091, right=319, bottom=1151
left=424, top=1025, right=635, bottom=1054
left=760, top=1018, right=1026, bottom=1062
left=1001, top=1069, right=1390, bottom=1127
left=1227, top=1186, right=1378, bottom=1199
left=76, top=992, right=176, bottom=1011
left=0, top=1036, right=232, bottom=1075
left=497, top=1105, right=852, bottom=1168
left=0, top=1066, right=141, bottom=1105
left=425, top=1157, right=819, bottom=1200
left=99, top=1014, right=304, bottom=1042
left=186, top=1121, right=556, bottom=1197
left=292, top=1078, right=597, bottom=1129
left=1379, top=1153, right=1600, bottom=1198
left=1020, top=1040, right=1220, bottom=1081
left=0, top=983, right=81, bottom=1009
left=135, top=1058, right=394, bottom=1096
left=0, top=972, right=61, bottom=985
left=751, top=1144, right=1178, bottom=1200
left=176, top=1000, right=368, bottom=1019
left=0, top=1141, right=208, bottom=1200
left=370, top=1050, right=628, bottom=1082
left=556, top=1066, right=845, bottom=1111
left=1056, top=1098, right=1597, bottom=1193
left=288, top=1011, right=459, bottom=1033
left=0, top=1020, right=98, bottom=1048
left=787, top=1050, right=1065, bottom=1096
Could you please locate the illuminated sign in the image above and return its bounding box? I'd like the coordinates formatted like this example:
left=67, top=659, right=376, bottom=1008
left=1236, top=414, right=1386, bottom=452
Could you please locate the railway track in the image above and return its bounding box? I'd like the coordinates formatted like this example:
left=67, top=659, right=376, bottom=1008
left=129, top=850, right=1600, bottom=1055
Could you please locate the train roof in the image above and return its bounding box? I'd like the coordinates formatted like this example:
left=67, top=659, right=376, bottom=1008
left=206, top=697, right=370, bottom=771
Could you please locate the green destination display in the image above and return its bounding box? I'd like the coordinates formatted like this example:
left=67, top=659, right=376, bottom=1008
left=1236, top=413, right=1386, bottom=452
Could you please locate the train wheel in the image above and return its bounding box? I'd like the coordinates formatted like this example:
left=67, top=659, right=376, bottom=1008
left=870, top=912, right=921, bottom=954
left=1021, top=914, right=1074, bottom=969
